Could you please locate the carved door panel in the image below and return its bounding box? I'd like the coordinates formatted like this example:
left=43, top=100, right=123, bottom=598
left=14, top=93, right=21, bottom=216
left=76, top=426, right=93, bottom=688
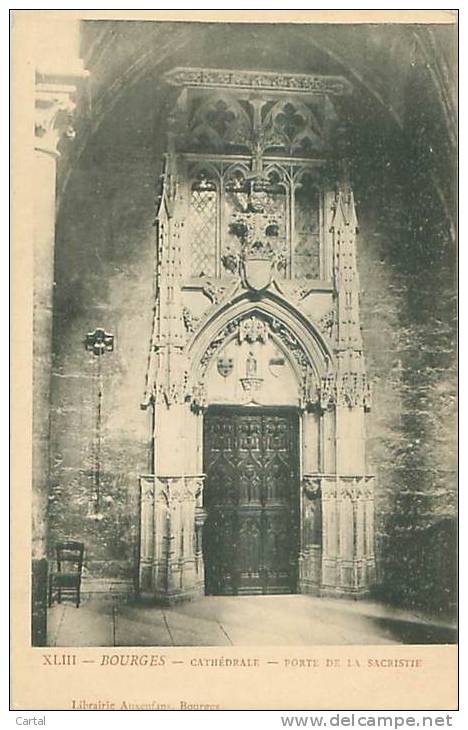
left=203, top=408, right=299, bottom=595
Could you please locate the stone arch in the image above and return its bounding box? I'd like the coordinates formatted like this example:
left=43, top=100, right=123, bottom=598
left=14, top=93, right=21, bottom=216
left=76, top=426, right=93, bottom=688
left=188, top=290, right=334, bottom=388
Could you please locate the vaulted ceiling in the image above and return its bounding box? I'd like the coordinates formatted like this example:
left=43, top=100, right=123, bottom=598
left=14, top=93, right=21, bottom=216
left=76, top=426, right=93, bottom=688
left=57, top=20, right=456, bottom=234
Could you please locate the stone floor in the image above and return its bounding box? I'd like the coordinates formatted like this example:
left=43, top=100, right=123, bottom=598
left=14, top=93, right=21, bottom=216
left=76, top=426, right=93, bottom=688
left=47, top=593, right=457, bottom=647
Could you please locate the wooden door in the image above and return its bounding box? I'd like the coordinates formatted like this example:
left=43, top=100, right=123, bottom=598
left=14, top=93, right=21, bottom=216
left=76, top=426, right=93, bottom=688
left=203, top=408, right=299, bottom=595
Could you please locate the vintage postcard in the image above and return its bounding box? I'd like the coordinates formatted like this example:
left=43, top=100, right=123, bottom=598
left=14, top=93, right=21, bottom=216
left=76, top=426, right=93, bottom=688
left=11, top=9, right=458, bottom=711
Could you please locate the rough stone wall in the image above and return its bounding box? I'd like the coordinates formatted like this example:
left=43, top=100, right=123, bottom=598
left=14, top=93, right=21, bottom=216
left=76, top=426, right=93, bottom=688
left=48, top=151, right=157, bottom=582
left=350, top=61, right=457, bottom=619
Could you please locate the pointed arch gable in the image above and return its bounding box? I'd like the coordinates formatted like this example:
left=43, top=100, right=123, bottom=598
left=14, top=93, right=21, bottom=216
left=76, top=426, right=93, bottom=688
left=187, top=290, right=334, bottom=383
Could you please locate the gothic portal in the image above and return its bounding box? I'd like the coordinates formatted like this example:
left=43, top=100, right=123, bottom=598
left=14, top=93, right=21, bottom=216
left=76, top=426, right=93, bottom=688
left=139, top=67, right=376, bottom=603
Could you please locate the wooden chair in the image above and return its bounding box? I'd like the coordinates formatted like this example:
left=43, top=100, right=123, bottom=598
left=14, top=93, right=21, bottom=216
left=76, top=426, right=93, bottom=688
left=48, top=541, right=84, bottom=608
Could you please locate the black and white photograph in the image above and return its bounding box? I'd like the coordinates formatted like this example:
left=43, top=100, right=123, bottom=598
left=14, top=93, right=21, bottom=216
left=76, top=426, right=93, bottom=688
left=25, top=11, right=457, bottom=660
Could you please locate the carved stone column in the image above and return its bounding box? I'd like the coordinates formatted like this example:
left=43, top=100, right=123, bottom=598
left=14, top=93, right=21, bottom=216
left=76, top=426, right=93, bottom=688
left=336, top=476, right=376, bottom=593
left=139, top=146, right=207, bottom=603
left=32, top=21, right=87, bottom=645
left=316, top=183, right=376, bottom=597
left=319, top=426, right=376, bottom=596
left=139, top=475, right=206, bottom=603
left=139, top=477, right=156, bottom=592
left=320, top=475, right=339, bottom=590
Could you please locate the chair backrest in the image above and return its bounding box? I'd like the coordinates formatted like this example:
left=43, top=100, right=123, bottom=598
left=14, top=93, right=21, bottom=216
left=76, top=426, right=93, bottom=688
left=56, top=541, right=84, bottom=574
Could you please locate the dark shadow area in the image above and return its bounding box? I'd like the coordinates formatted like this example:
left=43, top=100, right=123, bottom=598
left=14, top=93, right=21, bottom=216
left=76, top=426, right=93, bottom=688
left=368, top=615, right=457, bottom=645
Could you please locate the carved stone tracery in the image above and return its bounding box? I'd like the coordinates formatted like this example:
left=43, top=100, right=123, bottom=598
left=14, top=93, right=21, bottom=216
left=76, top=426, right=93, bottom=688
left=165, top=67, right=352, bottom=96
left=337, top=372, right=372, bottom=410
left=339, top=476, right=374, bottom=502
left=198, top=312, right=312, bottom=381
left=191, top=382, right=208, bottom=413
left=317, top=372, right=372, bottom=411
left=318, top=308, right=336, bottom=339
left=154, top=475, right=205, bottom=507
left=239, top=315, right=269, bottom=344
left=202, top=280, right=229, bottom=304
left=182, top=306, right=200, bottom=333
left=185, top=158, right=325, bottom=287
left=154, top=366, right=190, bottom=407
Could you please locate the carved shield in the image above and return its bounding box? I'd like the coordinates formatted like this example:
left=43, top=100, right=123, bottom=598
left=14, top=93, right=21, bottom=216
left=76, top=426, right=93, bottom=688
left=217, top=356, right=234, bottom=378
left=269, top=353, right=286, bottom=378
left=242, top=256, right=274, bottom=292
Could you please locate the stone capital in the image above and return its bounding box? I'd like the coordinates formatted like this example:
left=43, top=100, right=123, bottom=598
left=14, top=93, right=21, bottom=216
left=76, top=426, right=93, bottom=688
left=140, top=476, right=155, bottom=503
left=339, top=475, right=375, bottom=501
left=35, top=81, right=77, bottom=156
left=35, top=49, right=88, bottom=157
left=33, top=15, right=88, bottom=156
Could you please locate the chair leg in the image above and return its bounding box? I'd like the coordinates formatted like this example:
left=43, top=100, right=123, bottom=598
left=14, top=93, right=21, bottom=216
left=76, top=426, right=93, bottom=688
left=58, top=589, right=62, bottom=604
left=76, top=587, right=80, bottom=609
left=48, top=577, right=53, bottom=608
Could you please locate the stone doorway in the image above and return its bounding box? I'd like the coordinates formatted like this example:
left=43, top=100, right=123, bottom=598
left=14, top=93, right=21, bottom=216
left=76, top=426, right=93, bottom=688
left=202, top=406, right=300, bottom=596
